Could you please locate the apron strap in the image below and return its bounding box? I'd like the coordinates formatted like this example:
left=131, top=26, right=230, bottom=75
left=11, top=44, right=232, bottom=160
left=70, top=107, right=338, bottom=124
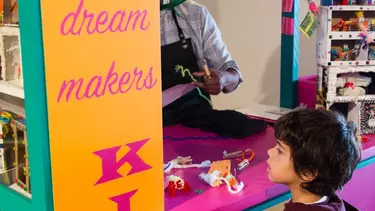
left=160, top=0, right=186, bottom=11
left=171, top=9, right=189, bottom=49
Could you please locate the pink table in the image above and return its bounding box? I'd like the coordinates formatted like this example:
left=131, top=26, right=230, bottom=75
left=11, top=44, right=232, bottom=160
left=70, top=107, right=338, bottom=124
left=338, top=159, right=375, bottom=211
left=163, top=125, right=375, bottom=211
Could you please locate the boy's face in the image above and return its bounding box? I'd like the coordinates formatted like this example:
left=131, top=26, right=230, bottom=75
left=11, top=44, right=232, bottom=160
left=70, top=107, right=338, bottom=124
left=267, top=140, right=300, bottom=185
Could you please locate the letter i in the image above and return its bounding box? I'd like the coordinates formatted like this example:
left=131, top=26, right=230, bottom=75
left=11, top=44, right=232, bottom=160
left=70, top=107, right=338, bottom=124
left=109, top=190, right=138, bottom=211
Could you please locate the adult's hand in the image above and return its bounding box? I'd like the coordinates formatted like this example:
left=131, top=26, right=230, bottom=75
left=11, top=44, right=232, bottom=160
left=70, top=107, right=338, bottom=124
left=192, top=70, right=224, bottom=95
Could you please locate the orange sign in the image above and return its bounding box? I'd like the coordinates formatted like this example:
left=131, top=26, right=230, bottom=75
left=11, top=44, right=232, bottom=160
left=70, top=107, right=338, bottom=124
left=40, top=0, right=163, bottom=210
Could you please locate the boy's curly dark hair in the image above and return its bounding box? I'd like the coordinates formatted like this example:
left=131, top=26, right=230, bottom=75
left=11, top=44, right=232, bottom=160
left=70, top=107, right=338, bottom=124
left=274, top=109, right=362, bottom=197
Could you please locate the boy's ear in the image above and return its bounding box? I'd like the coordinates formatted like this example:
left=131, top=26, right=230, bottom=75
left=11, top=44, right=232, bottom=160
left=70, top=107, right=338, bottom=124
left=300, top=170, right=318, bottom=182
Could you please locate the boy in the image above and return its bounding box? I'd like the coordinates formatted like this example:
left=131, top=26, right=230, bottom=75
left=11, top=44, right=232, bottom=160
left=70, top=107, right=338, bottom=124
left=267, top=109, right=361, bottom=210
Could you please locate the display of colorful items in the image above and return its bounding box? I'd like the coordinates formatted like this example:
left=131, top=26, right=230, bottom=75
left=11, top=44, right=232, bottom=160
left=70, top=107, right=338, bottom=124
left=199, top=160, right=244, bottom=194
left=163, top=148, right=255, bottom=197
left=318, top=8, right=375, bottom=65
left=0, top=110, right=30, bottom=195
left=316, top=4, right=375, bottom=135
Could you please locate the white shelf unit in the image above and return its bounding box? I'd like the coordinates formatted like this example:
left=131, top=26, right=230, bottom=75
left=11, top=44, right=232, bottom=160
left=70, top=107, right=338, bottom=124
left=317, top=6, right=375, bottom=66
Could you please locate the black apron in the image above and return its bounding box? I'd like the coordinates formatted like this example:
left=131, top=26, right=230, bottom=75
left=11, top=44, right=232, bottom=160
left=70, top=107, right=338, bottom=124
left=161, top=10, right=212, bottom=126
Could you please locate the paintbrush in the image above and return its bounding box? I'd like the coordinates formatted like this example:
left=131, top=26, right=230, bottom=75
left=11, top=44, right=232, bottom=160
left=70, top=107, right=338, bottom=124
left=203, top=60, right=211, bottom=79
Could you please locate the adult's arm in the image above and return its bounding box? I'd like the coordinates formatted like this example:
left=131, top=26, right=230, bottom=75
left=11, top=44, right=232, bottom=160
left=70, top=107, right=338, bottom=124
left=200, top=6, right=243, bottom=93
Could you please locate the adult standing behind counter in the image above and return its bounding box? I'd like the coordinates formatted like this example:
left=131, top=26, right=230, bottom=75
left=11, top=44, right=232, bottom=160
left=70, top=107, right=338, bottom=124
left=161, top=0, right=242, bottom=127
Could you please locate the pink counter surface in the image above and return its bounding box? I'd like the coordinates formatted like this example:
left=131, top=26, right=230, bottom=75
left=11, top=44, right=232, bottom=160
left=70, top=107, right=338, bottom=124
left=163, top=125, right=375, bottom=211
left=339, top=159, right=375, bottom=211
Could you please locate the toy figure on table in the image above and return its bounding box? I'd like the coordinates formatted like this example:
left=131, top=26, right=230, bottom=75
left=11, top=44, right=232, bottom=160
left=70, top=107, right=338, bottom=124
left=165, top=175, right=192, bottom=197
left=237, top=149, right=255, bottom=170
left=164, top=156, right=211, bottom=173
left=199, top=160, right=244, bottom=194
left=223, top=148, right=255, bottom=170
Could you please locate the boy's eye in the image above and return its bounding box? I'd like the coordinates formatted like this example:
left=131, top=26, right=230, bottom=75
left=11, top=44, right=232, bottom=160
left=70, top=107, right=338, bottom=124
left=276, top=148, right=282, bottom=154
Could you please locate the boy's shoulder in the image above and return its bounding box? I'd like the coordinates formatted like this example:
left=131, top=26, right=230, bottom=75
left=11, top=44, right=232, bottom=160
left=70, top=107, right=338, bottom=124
left=283, top=195, right=359, bottom=211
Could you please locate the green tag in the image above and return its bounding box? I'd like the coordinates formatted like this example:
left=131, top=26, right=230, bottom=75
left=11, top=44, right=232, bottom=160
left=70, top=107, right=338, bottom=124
left=300, top=11, right=318, bottom=38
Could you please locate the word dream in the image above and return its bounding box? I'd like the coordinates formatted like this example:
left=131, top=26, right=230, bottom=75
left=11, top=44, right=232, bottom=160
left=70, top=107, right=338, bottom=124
left=60, top=0, right=150, bottom=36
left=57, top=0, right=156, bottom=103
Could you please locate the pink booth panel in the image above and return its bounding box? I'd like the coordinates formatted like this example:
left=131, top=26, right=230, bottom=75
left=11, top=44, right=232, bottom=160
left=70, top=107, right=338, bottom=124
left=297, top=75, right=317, bottom=109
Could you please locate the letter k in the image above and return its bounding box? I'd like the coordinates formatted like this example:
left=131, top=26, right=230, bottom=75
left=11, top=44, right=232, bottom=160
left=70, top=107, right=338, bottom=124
left=93, top=139, right=152, bottom=185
